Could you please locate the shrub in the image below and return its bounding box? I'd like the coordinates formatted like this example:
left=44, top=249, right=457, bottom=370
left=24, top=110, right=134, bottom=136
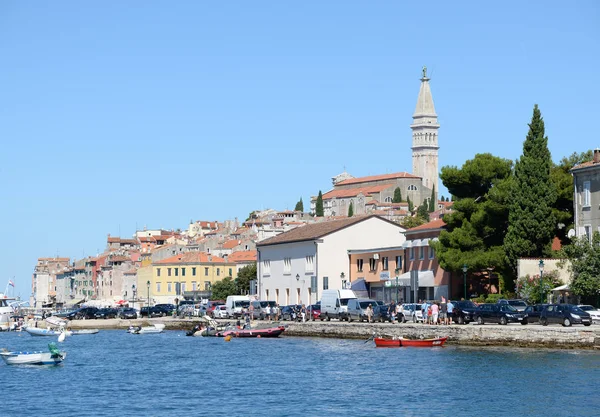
left=485, top=294, right=503, bottom=303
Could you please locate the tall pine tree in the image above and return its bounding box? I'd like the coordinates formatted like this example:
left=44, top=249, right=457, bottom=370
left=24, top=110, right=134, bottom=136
left=504, top=105, right=557, bottom=275
left=392, top=187, right=402, bottom=203
left=407, top=196, right=413, bottom=212
left=428, top=186, right=436, bottom=212
left=315, top=191, right=324, bottom=217
left=348, top=201, right=354, bottom=217
left=294, top=197, right=304, bottom=212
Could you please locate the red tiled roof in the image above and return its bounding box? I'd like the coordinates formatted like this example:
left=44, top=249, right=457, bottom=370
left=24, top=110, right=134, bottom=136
left=109, top=256, right=130, bottom=262
left=228, top=250, right=257, bottom=263
left=258, top=215, right=402, bottom=246
left=437, top=201, right=454, bottom=208
left=124, top=269, right=138, bottom=275
left=222, top=240, right=241, bottom=249
left=155, top=252, right=228, bottom=264
left=405, top=218, right=446, bottom=232
left=322, top=184, right=395, bottom=199
left=336, top=172, right=419, bottom=186
left=571, top=160, right=600, bottom=171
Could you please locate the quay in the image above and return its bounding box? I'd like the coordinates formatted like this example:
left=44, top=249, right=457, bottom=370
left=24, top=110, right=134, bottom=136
left=42, top=318, right=600, bottom=349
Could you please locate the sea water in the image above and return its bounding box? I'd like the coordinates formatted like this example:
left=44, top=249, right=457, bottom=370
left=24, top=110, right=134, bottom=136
left=2, top=330, right=599, bottom=417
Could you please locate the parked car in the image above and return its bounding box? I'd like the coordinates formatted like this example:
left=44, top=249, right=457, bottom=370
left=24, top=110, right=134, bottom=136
left=280, top=305, right=302, bottom=321
left=523, top=304, right=548, bottom=324
left=374, top=304, right=396, bottom=323
left=400, top=303, right=423, bottom=323
left=250, top=301, right=277, bottom=320
left=307, top=304, right=321, bottom=321
left=66, top=307, right=99, bottom=320
left=346, top=299, right=378, bottom=322
left=178, top=304, right=197, bottom=317
left=213, top=305, right=228, bottom=319
left=140, top=306, right=164, bottom=318
left=94, top=308, right=118, bottom=319
left=577, top=305, right=600, bottom=324
left=498, top=299, right=528, bottom=312
left=540, top=304, right=592, bottom=327
left=117, top=307, right=139, bottom=319
left=474, top=303, right=527, bottom=325
left=155, top=304, right=176, bottom=316
left=451, top=300, right=479, bottom=324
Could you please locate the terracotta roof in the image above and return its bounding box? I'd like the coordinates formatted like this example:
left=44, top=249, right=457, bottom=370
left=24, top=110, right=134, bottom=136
left=551, top=236, right=562, bottom=251
left=124, top=269, right=138, bottom=275
left=257, top=215, right=402, bottom=246
left=322, top=184, right=395, bottom=199
left=109, top=256, right=130, bottom=262
left=228, top=250, right=257, bottom=263
left=155, top=252, right=228, bottom=264
left=38, top=257, right=70, bottom=262
left=336, top=172, right=419, bottom=186
left=571, top=159, right=600, bottom=171
left=405, top=218, right=446, bottom=232
left=371, top=209, right=409, bottom=216
left=222, top=240, right=241, bottom=249
left=107, top=237, right=120, bottom=243
left=437, top=201, right=454, bottom=208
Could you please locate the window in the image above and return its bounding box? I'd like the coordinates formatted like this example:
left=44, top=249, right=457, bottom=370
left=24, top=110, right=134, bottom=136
left=585, top=225, right=592, bottom=242
left=217, top=268, right=220, bottom=276
left=229, top=268, right=232, bottom=277
left=357, top=259, right=363, bottom=272
left=156, top=282, right=161, bottom=292
left=168, top=268, right=172, bottom=277
left=384, top=196, right=392, bottom=203
left=583, top=181, right=591, bottom=207
left=305, top=255, right=315, bottom=273
left=192, top=267, right=196, bottom=276
left=410, top=247, right=415, bottom=260
left=382, top=257, right=389, bottom=271
left=157, top=268, right=161, bottom=277
left=181, top=268, right=186, bottom=277
left=429, top=247, right=435, bottom=259
left=408, top=184, right=418, bottom=191
left=369, top=258, right=376, bottom=271
left=419, top=246, right=424, bottom=260
left=296, top=288, right=301, bottom=304
left=395, top=255, right=402, bottom=270
left=167, top=282, right=172, bottom=292
left=204, top=281, right=211, bottom=291
left=263, top=260, right=271, bottom=275
left=181, top=283, right=186, bottom=293
left=205, top=267, right=209, bottom=276
left=323, top=276, right=329, bottom=290
left=174, top=268, right=179, bottom=277
left=286, top=288, right=290, bottom=305
left=284, top=258, right=291, bottom=274
left=192, top=281, right=197, bottom=291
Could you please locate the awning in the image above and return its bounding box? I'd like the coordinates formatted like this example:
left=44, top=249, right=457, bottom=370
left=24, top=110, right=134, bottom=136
left=551, top=284, right=570, bottom=291
left=397, top=270, right=435, bottom=287
left=350, top=278, right=368, bottom=292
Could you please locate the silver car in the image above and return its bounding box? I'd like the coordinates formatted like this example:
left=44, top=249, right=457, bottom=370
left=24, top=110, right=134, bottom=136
left=400, top=303, right=423, bottom=323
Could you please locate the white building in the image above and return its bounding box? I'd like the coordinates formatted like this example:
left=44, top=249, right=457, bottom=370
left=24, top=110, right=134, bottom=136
left=256, top=215, right=406, bottom=305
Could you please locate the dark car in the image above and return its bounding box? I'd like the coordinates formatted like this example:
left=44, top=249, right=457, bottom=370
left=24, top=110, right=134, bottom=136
left=498, top=299, right=528, bottom=312
left=540, top=304, right=592, bottom=327
left=374, top=304, right=397, bottom=323
left=281, top=305, right=302, bottom=321
left=94, top=308, right=118, bottom=319
left=66, top=307, right=99, bottom=320
left=155, top=304, right=176, bottom=316
left=523, top=304, right=548, bottom=324
left=474, top=303, right=527, bottom=325
left=117, top=307, right=138, bottom=319
left=307, top=304, right=321, bottom=321
left=140, top=306, right=164, bottom=318
left=450, top=300, right=478, bottom=324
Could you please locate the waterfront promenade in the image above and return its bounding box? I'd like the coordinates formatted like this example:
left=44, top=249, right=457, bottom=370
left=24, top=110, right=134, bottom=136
left=48, top=317, right=600, bottom=349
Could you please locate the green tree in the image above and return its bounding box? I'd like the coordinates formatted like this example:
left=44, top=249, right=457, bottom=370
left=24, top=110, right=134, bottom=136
left=561, top=232, right=600, bottom=305
left=315, top=191, right=324, bottom=217
left=428, top=186, right=436, bottom=212
left=400, top=215, right=426, bottom=229
left=393, top=187, right=403, bottom=203
left=430, top=153, right=513, bottom=294
left=294, top=197, right=304, bottom=212
left=348, top=201, right=354, bottom=217
left=504, top=105, right=557, bottom=275
left=516, top=270, right=562, bottom=304
left=550, top=150, right=593, bottom=245
left=211, top=277, right=238, bottom=300
left=407, top=196, right=413, bottom=212
left=235, top=263, right=257, bottom=294
left=440, top=196, right=445, bottom=202
left=417, top=202, right=430, bottom=222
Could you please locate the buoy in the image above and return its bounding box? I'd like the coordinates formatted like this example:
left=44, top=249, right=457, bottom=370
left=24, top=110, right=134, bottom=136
left=224, top=335, right=232, bottom=342
left=58, top=332, right=66, bottom=343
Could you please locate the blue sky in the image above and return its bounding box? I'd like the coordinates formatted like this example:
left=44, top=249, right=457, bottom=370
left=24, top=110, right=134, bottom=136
left=1, top=1, right=599, bottom=296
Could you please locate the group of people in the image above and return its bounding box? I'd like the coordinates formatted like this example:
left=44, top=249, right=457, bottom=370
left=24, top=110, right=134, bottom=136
left=420, top=297, right=454, bottom=325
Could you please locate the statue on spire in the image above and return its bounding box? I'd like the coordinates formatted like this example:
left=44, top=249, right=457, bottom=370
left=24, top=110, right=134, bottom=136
left=422, top=65, right=427, bottom=78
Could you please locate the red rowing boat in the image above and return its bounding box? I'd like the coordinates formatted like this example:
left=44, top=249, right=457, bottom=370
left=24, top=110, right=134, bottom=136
left=374, top=336, right=447, bottom=347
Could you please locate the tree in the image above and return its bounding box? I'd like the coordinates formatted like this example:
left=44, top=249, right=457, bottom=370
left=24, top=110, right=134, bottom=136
left=235, top=263, right=257, bottom=294
left=550, top=150, right=593, bottom=245
left=417, top=202, right=430, bottom=222
left=294, top=197, right=304, bottom=212
left=407, top=196, right=414, bottom=212
left=211, top=277, right=237, bottom=300
left=315, top=191, right=324, bottom=217
left=504, top=105, right=557, bottom=275
left=430, top=153, right=513, bottom=294
left=516, top=270, right=562, bottom=304
left=400, top=215, right=426, bottom=229
left=561, top=232, right=600, bottom=305
left=348, top=201, right=354, bottom=217
left=440, top=196, right=445, bottom=202
left=393, top=187, right=403, bottom=203
left=427, top=186, right=435, bottom=212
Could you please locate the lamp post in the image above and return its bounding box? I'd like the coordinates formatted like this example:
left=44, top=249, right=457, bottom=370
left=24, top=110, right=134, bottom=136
left=147, top=280, right=151, bottom=310
left=394, top=268, right=400, bottom=303
left=340, top=272, right=346, bottom=289
left=539, top=260, right=545, bottom=304
left=462, top=264, right=468, bottom=300
left=132, top=284, right=136, bottom=309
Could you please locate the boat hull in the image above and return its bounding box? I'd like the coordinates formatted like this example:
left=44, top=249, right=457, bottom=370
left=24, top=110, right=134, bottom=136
left=374, top=337, right=447, bottom=347
left=25, top=327, right=73, bottom=337
left=218, top=326, right=285, bottom=338
left=128, top=324, right=165, bottom=334
left=0, top=351, right=66, bottom=365
left=71, top=329, right=99, bottom=335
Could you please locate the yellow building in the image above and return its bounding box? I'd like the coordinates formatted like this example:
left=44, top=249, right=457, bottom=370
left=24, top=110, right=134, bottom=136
left=150, top=252, right=236, bottom=304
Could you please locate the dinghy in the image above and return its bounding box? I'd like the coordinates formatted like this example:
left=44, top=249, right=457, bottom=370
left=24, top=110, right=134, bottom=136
left=0, top=343, right=66, bottom=365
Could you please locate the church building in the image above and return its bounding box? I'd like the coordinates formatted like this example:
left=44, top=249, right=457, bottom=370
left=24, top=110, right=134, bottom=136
left=311, top=68, right=440, bottom=217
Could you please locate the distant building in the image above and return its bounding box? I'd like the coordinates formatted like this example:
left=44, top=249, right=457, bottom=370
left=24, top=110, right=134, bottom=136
left=571, top=148, right=600, bottom=241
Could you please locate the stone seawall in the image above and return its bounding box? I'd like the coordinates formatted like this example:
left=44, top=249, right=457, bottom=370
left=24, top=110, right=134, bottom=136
left=53, top=318, right=600, bottom=349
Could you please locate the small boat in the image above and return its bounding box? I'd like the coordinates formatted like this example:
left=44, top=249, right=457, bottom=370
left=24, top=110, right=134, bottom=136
left=128, top=323, right=165, bottom=334
left=374, top=336, right=447, bottom=347
left=1, top=343, right=66, bottom=365
left=25, top=327, right=73, bottom=337
left=217, top=325, right=286, bottom=338
left=71, top=329, right=99, bottom=335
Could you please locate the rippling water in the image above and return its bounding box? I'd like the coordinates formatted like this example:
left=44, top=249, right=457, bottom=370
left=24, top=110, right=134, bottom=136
left=2, top=330, right=599, bottom=417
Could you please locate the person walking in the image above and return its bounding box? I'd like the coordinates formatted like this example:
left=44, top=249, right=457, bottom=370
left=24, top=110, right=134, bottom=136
left=388, top=300, right=397, bottom=323
left=431, top=301, right=439, bottom=325
left=446, top=299, right=454, bottom=325
left=366, top=304, right=374, bottom=323
left=273, top=304, right=280, bottom=321
left=440, top=297, right=448, bottom=325
left=265, top=304, right=271, bottom=320
left=300, top=304, right=307, bottom=322
left=421, top=300, right=429, bottom=324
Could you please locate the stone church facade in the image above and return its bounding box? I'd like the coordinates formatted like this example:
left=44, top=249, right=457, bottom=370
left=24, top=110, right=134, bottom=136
left=311, top=68, right=440, bottom=217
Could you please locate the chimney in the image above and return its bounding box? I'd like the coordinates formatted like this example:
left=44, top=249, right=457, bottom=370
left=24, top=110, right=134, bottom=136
left=594, top=148, right=600, bottom=164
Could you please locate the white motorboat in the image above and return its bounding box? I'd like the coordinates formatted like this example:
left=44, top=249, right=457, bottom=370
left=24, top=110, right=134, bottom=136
left=1, top=343, right=66, bottom=365
left=24, top=327, right=73, bottom=337
left=128, top=323, right=165, bottom=334
left=71, top=329, right=99, bottom=335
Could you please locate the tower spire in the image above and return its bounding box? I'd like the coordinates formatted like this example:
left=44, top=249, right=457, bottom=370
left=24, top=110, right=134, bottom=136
left=411, top=66, right=439, bottom=202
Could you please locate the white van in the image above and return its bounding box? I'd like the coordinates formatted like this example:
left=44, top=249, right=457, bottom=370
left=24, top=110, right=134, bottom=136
left=320, top=289, right=357, bottom=321
left=225, top=295, right=250, bottom=319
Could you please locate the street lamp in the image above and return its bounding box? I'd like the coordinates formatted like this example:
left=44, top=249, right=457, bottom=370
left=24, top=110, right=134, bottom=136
left=147, top=280, right=151, bottom=310
left=340, top=272, right=346, bottom=289
left=394, top=268, right=400, bottom=303
left=539, top=260, right=545, bottom=304
left=132, top=284, right=136, bottom=309
left=462, top=264, right=468, bottom=300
